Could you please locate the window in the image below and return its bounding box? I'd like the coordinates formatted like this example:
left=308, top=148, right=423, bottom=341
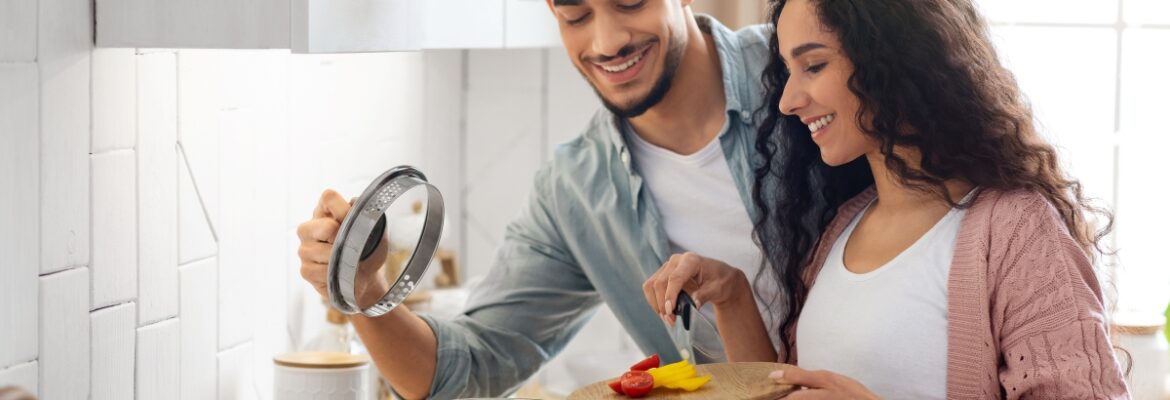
left=980, top=0, right=1170, bottom=318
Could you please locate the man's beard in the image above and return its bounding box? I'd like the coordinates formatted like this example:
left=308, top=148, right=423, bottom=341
left=587, top=34, right=686, bottom=119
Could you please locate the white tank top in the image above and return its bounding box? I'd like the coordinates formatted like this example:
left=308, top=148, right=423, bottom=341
left=796, top=199, right=967, bottom=400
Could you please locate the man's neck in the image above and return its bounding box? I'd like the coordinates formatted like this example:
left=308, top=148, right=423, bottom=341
left=628, top=15, right=727, bottom=156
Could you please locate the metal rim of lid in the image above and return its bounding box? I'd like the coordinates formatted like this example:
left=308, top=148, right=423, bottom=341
left=327, top=165, right=445, bottom=317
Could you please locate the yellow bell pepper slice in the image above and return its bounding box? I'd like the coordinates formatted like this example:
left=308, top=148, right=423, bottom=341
left=647, top=360, right=696, bottom=388
left=663, top=375, right=711, bottom=391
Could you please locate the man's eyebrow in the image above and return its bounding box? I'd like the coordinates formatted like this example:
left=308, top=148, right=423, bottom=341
left=553, top=0, right=582, bottom=5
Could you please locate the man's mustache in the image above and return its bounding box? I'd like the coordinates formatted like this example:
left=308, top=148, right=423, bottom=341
left=582, top=39, right=657, bottom=64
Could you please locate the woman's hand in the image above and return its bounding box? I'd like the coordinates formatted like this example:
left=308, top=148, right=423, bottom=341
left=642, top=252, right=749, bottom=325
left=770, top=366, right=880, bottom=400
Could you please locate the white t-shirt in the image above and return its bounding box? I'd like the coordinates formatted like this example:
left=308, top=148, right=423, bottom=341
left=796, top=199, right=967, bottom=400
left=627, top=130, right=782, bottom=362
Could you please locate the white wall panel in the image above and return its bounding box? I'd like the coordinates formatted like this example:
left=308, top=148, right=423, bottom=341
left=178, top=153, right=218, bottom=264
left=39, top=0, right=92, bottom=274
left=90, top=303, right=135, bottom=400
left=0, top=0, right=36, bottom=62
left=546, top=50, right=601, bottom=154
left=39, top=268, right=90, bottom=400
left=218, top=109, right=258, bottom=350
left=91, top=48, right=137, bottom=154
left=176, top=51, right=223, bottom=228
left=92, top=151, right=138, bottom=309
left=137, top=318, right=180, bottom=400
left=137, top=51, right=180, bottom=324
left=464, top=50, right=544, bottom=280
left=0, top=361, right=38, bottom=396
left=0, top=64, right=41, bottom=368
left=218, top=343, right=257, bottom=400
left=180, top=258, right=218, bottom=400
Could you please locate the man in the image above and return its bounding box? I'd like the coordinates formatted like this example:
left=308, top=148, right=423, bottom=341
left=296, top=1, right=778, bottom=398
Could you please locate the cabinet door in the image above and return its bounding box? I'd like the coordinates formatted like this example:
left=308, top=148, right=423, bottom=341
left=504, top=0, right=561, bottom=48
left=422, top=0, right=506, bottom=49
left=292, top=0, right=419, bottom=53
left=96, top=0, right=290, bottom=49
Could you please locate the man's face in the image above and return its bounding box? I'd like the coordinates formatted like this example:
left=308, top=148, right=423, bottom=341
left=548, top=0, right=692, bottom=118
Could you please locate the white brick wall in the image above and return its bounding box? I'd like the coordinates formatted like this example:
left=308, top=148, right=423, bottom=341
left=217, top=343, right=256, bottom=400
left=137, top=319, right=181, bottom=399
left=3, top=6, right=615, bottom=399
left=39, top=0, right=92, bottom=275
left=0, top=64, right=40, bottom=369
left=0, top=361, right=38, bottom=397
left=91, top=151, right=139, bottom=310
left=180, top=258, right=217, bottom=400
left=90, top=303, right=136, bottom=400
left=39, top=268, right=90, bottom=400
left=136, top=51, right=180, bottom=325
left=1, top=9, right=432, bottom=397
left=91, top=48, right=137, bottom=154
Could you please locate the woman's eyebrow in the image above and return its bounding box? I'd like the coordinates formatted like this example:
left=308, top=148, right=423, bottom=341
left=790, top=42, right=827, bottom=59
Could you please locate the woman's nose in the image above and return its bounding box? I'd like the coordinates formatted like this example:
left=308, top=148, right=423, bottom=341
left=777, top=78, right=806, bottom=116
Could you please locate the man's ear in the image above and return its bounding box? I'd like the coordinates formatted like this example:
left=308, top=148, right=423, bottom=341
left=546, top=0, right=555, bottom=13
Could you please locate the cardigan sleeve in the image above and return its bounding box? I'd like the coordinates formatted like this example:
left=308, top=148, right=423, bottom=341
left=988, top=193, right=1129, bottom=400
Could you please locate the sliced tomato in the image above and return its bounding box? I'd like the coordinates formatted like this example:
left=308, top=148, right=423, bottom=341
left=620, top=371, right=654, bottom=398
left=628, top=354, right=660, bottom=371
left=607, top=378, right=625, bottom=395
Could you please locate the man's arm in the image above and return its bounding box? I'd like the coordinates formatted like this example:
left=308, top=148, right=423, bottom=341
left=349, top=306, right=437, bottom=399
left=297, top=168, right=600, bottom=399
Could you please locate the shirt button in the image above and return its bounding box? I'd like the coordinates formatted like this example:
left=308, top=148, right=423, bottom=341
left=740, top=110, right=751, bottom=121
left=620, top=149, right=630, bottom=165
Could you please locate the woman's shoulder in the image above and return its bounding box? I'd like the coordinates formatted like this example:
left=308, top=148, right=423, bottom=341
left=966, top=188, right=1068, bottom=237
left=962, top=188, right=1090, bottom=274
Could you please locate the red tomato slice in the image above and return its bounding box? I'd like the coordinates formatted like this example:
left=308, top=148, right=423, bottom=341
left=608, top=378, right=624, bottom=395
left=629, top=354, right=660, bottom=372
left=620, top=371, right=654, bottom=398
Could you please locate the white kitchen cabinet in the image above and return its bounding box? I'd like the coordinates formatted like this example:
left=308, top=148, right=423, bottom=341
left=422, top=0, right=560, bottom=49
left=96, top=0, right=559, bottom=52
left=504, top=0, right=560, bottom=48
left=421, top=0, right=506, bottom=49
left=96, top=0, right=418, bottom=53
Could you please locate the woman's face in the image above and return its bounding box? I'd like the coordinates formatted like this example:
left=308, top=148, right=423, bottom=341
left=776, top=0, right=876, bottom=166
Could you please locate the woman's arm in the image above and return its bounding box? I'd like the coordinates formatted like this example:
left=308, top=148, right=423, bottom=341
left=989, top=195, right=1128, bottom=399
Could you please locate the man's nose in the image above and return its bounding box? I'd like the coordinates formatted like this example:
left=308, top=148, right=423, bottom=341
left=592, top=14, right=633, bottom=58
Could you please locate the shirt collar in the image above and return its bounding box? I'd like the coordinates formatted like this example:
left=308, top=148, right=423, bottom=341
left=605, top=14, right=755, bottom=159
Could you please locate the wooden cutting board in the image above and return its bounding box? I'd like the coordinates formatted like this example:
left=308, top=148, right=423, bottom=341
left=567, top=362, right=797, bottom=400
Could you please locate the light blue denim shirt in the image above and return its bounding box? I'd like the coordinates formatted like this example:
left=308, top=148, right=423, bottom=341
left=418, top=16, right=774, bottom=399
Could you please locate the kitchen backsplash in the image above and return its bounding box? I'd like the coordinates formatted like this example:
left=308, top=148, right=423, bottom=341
left=0, top=0, right=635, bottom=396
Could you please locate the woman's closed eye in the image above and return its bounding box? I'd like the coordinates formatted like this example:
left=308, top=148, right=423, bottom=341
left=804, top=62, right=827, bottom=74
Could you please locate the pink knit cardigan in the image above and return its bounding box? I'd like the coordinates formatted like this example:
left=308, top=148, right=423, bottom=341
left=785, top=187, right=1129, bottom=399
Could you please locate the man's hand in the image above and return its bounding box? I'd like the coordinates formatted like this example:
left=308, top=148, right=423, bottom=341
left=296, top=189, right=390, bottom=303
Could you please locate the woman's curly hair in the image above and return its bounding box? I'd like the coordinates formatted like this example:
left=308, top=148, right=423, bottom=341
left=750, top=0, right=1114, bottom=362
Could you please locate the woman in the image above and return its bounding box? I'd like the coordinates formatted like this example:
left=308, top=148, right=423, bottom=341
left=641, top=0, right=1129, bottom=398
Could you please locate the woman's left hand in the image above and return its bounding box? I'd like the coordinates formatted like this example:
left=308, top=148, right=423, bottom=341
left=770, top=366, right=881, bottom=400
